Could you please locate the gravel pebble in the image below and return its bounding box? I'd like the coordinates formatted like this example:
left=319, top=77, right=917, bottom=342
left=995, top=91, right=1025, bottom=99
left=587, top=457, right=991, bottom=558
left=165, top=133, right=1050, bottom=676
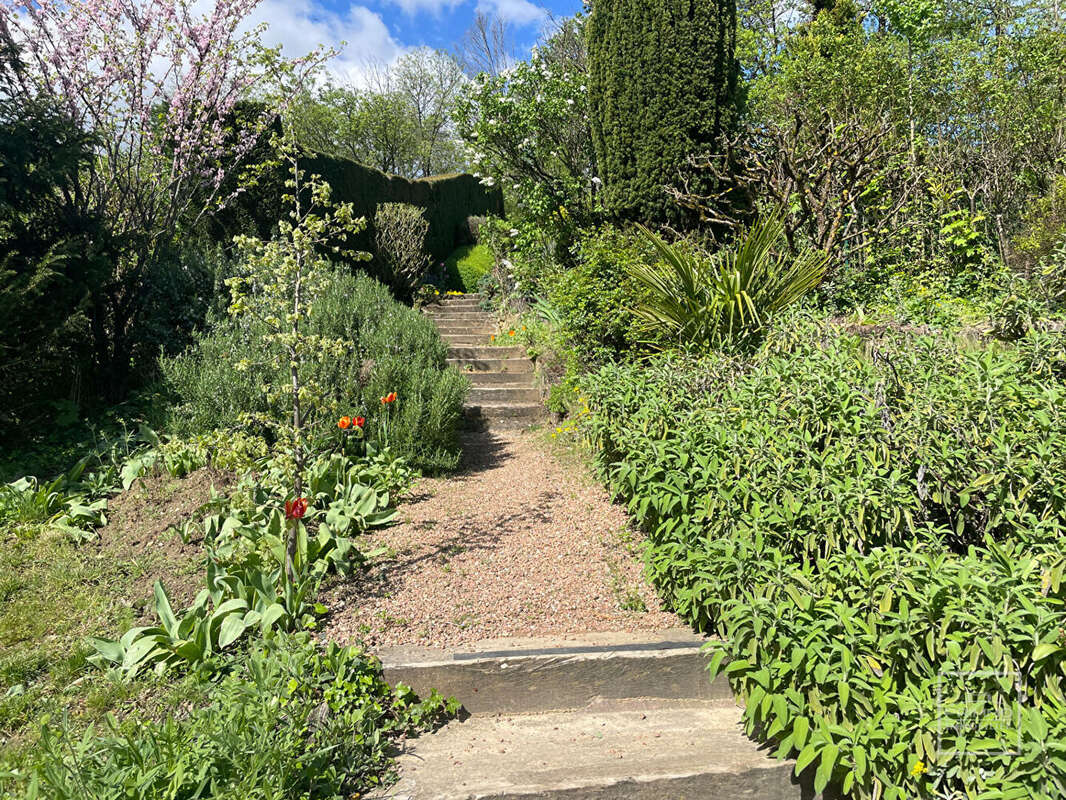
left=322, top=430, right=679, bottom=648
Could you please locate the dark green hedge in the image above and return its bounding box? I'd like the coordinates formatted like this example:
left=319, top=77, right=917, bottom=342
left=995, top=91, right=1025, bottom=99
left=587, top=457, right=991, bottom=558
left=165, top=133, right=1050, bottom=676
left=220, top=146, right=502, bottom=265
left=310, top=157, right=502, bottom=262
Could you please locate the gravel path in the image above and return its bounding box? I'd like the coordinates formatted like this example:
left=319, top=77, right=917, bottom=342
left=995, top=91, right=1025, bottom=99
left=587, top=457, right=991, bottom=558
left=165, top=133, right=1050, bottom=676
left=322, top=430, right=679, bottom=648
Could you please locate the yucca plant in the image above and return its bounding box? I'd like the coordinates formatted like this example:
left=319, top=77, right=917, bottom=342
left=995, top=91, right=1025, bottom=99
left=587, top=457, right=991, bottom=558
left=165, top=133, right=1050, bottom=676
left=628, top=210, right=829, bottom=347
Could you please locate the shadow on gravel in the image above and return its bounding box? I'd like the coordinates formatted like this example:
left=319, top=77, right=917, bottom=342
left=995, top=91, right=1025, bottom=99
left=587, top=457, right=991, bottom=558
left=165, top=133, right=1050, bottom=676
left=454, top=429, right=518, bottom=476
left=350, top=487, right=558, bottom=603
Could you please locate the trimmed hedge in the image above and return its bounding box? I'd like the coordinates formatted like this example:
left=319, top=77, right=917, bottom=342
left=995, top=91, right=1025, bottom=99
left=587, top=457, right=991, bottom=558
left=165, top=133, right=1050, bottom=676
left=443, top=244, right=493, bottom=292
left=311, top=157, right=503, bottom=262
left=221, top=147, right=503, bottom=265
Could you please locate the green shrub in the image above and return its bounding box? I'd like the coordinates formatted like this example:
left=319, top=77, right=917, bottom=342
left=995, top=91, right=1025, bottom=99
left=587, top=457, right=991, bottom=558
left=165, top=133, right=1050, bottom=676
left=8, top=637, right=456, bottom=800
left=160, top=270, right=467, bottom=473
left=1014, top=176, right=1066, bottom=279
left=578, top=322, right=1066, bottom=799
left=544, top=225, right=658, bottom=365
left=584, top=323, right=1066, bottom=556
left=587, top=0, right=738, bottom=224
left=444, top=244, right=493, bottom=292
left=374, top=202, right=431, bottom=295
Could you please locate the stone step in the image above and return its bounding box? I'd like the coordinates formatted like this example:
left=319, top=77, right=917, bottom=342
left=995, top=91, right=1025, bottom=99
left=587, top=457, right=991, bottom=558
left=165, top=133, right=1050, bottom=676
left=428, top=307, right=486, bottom=316
left=449, top=346, right=526, bottom=360
left=380, top=699, right=801, bottom=800
left=469, top=386, right=541, bottom=405
left=467, top=372, right=537, bottom=387
left=448, top=358, right=534, bottom=373
left=435, top=325, right=497, bottom=336
left=425, top=312, right=495, bottom=323
left=424, top=294, right=483, bottom=304
left=441, top=334, right=496, bottom=346
left=378, top=630, right=726, bottom=715
left=465, top=403, right=544, bottom=427
left=437, top=300, right=484, bottom=309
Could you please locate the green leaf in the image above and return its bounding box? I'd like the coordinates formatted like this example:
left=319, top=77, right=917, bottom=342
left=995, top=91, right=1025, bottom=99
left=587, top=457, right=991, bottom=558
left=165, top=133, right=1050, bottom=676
left=153, top=581, right=179, bottom=636
left=217, top=615, right=247, bottom=649
left=795, top=743, right=819, bottom=775
left=1031, top=643, right=1060, bottom=662
left=260, top=602, right=288, bottom=632
left=814, top=743, right=839, bottom=794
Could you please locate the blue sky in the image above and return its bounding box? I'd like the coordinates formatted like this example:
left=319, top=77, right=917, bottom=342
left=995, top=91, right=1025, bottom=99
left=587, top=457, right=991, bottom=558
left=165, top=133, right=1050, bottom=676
left=249, top=0, right=582, bottom=81
left=352, top=0, right=581, bottom=50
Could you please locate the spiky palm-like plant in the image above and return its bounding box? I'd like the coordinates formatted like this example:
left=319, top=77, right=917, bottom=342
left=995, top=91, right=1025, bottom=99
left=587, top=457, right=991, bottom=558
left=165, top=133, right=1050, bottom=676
left=628, top=211, right=828, bottom=348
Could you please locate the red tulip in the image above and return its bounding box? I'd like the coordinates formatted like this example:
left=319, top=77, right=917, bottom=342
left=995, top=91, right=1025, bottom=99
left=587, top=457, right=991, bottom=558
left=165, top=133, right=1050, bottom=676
left=354, top=416, right=366, bottom=428
left=285, top=497, right=309, bottom=520
left=381, top=391, right=397, bottom=405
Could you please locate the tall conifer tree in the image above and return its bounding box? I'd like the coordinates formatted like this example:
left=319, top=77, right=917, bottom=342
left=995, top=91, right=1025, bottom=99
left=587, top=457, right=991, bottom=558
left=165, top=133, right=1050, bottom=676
left=588, top=0, right=739, bottom=225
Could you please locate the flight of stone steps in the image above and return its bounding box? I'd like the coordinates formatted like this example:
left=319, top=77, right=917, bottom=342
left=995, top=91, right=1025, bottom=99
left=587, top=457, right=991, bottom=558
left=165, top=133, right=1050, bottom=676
left=424, top=294, right=544, bottom=429
left=372, top=630, right=809, bottom=799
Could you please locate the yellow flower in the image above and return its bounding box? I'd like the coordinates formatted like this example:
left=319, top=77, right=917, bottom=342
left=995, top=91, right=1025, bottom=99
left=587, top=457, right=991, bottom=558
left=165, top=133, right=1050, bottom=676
left=911, top=760, right=927, bottom=777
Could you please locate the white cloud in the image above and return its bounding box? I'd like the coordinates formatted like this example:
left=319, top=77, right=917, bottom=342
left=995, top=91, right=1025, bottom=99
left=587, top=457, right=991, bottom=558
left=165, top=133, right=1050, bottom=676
left=383, top=0, right=466, bottom=15
left=249, top=0, right=405, bottom=82
left=476, top=0, right=547, bottom=27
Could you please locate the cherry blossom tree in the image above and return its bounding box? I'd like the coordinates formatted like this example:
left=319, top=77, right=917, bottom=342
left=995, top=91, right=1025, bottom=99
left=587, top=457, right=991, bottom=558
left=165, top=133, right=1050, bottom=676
left=0, top=0, right=324, bottom=394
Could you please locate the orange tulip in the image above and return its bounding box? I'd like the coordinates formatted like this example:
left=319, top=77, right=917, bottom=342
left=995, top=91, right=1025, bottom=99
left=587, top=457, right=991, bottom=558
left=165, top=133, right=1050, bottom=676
left=381, top=392, right=397, bottom=404
left=338, top=416, right=351, bottom=429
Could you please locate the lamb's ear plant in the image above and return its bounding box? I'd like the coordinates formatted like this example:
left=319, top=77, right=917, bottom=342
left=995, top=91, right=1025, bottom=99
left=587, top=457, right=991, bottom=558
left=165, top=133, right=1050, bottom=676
left=225, top=133, right=370, bottom=587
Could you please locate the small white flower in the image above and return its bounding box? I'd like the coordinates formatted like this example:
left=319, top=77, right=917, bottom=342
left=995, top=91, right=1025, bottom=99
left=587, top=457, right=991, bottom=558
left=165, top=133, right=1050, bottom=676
left=509, top=229, right=519, bottom=237
left=479, top=176, right=496, bottom=186
left=591, top=176, right=603, bottom=186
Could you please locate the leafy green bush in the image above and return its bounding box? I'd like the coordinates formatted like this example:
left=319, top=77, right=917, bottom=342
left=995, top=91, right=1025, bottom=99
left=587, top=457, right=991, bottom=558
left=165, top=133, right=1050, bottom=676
left=1014, top=176, right=1066, bottom=279
left=374, top=202, right=431, bottom=295
left=584, top=323, right=1066, bottom=556
left=544, top=225, right=657, bottom=365
left=444, top=244, right=493, bottom=292
left=9, top=637, right=456, bottom=800
left=160, top=270, right=467, bottom=473
left=578, top=322, right=1066, bottom=799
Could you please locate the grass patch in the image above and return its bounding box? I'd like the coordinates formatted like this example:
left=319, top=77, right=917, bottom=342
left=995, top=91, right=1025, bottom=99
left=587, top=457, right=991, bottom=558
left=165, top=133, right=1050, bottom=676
left=0, top=467, right=229, bottom=760
left=0, top=524, right=201, bottom=758
left=444, top=244, right=493, bottom=292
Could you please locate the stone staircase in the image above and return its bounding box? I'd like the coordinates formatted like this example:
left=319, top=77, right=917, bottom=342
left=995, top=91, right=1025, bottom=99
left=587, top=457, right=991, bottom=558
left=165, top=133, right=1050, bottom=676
left=372, top=630, right=809, bottom=799
left=424, top=295, right=544, bottom=429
